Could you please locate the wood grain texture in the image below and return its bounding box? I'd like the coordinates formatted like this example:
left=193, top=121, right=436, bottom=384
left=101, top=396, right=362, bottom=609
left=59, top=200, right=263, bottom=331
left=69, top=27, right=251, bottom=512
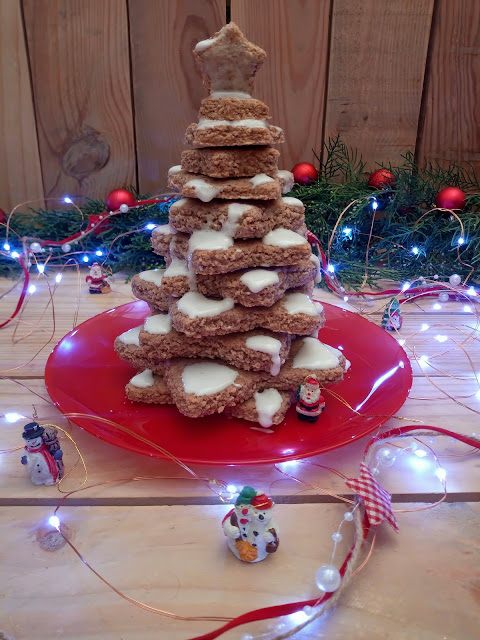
left=128, top=0, right=225, bottom=194
left=417, top=0, right=480, bottom=173
left=231, top=0, right=330, bottom=170
left=0, top=504, right=478, bottom=639
left=324, top=0, right=434, bottom=169
left=0, top=0, right=43, bottom=211
left=22, top=0, right=135, bottom=200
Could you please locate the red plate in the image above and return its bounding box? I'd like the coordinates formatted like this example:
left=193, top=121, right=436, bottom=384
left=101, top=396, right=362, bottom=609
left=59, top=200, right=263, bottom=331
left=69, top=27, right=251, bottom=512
left=45, top=300, right=412, bottom=465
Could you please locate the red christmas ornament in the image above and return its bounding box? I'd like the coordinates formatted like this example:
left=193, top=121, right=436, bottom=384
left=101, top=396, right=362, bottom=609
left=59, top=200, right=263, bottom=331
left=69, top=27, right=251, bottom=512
left=367, top=169, right=395, bottom=190
left=435, top=187, right=466, bottom=210
left=291, top=162, right=318, bottom=185
left=0, top=208, right=6, bottom=224
left=105, top=188, right=136, bottom=212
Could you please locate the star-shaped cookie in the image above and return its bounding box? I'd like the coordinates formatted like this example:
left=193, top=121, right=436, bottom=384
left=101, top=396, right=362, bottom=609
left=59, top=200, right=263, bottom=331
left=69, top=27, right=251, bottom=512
left=193, top=22, right=266, bottom=95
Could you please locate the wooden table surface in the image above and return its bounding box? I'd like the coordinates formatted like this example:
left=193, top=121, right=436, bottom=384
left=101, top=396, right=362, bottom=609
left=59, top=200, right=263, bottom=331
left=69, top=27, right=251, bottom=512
left=1, top=270, right=479, bottom=640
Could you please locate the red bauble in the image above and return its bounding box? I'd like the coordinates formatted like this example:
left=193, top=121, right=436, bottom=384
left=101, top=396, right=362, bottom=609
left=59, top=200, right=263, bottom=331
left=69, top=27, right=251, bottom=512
left=0, top=208, right=6, bottom=224
left=367, top=169, right=395, bottom=190
left=292, top=162, right=318, bottom=185
left=435, top=187, right=466, bottom=210
left=105, top=188, right=136, bottom=212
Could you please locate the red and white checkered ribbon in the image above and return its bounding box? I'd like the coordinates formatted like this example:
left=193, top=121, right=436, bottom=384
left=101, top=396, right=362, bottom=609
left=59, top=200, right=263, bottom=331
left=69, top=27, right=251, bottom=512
left=345, top=462, right=399, bottom=532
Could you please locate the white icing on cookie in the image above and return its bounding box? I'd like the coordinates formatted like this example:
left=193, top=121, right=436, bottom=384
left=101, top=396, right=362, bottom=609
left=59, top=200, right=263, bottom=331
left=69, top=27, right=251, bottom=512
left=144, top=313, right=172, bottom=335
left=281, top=196, right=304, bottom=208
left=118, top=325, right=142, bottom=346
left=254, top=388, right=283, bottom=428
left=138, top=269, right=165, bottom=286
left=246, top=335, right=282, bottom=375
left=197, top=118, right=268, bottom=129
left=189, top=230, right=233, bottom=252
left=283, top=293, right=321, bottom=316
left=177, top=291, right=234, bottom=318
left=169, top=198, right=189, bottom=209
left=240, top=269, right=280, bottom=293
left=222, top=203, right=252, bottom=236
left=250, top=173, right=275, bottom=187
left=153, top=224, right=174, bottom=235
left=164, top=257, right=189, bottom=277
left=210, top=90, right=252, bottom=99
left=182, top=362, right=238, bottom=396
left=262, top=228, right=308, bottom=248
left=184, top=179, right=221, bottom=203
left=277, top=170, right=294, bottom=193
left=129, top=369, right=154, bottom=388
left=168, top=165, right=182, bottom=175
left=194, top=33, right=221, bottom=52
left=310, top=254, right=322, bottom=283
left=293, top=337, right=341, bottom=370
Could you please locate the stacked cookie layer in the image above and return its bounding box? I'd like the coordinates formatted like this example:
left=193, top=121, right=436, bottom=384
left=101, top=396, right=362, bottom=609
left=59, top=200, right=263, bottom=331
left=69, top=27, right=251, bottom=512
left=114, top=23, right=348, bottom=429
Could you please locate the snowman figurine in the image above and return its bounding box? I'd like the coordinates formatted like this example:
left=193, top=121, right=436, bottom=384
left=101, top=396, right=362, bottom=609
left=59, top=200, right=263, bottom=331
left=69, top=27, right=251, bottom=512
left=85, top=262, right=109, bottom=294
left=20, top=422, right=61, bottom=486
left=296, top=375, right=325, bottom=422
left=222, top=486, right=279, bottom=563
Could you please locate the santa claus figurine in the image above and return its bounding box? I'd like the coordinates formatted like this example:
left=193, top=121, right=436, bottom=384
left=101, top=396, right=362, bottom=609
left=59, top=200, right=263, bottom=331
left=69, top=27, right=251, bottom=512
left=20, top=422, right=62, bottom=486
left=222, top=486, right=279, bottom=563
left=85, top=262, right=110, bottom=294
left=296, top=374, right=325, bottom=422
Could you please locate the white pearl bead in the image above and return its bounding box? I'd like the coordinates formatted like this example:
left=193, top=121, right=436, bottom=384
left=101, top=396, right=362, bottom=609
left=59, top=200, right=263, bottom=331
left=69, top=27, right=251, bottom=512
left=302, top=605, right=313, bottom=616
left=332, top=532, right=343, bottom=543
left=449, top=273, right=461, bottom=286
left=30, top=242, right=42, bottom=253
left=438, top=291, right=449, bottom=302
left=119, top=204, right=129, bottom=213
left=344, top=511, right=353, bottom=521
left=61, top=243, right=72, bottom=253
left=315, top=564, right=341, bottom=592
left=375, top=447, right=396, bottom=467
left=240, top=634, right=253, bottom=640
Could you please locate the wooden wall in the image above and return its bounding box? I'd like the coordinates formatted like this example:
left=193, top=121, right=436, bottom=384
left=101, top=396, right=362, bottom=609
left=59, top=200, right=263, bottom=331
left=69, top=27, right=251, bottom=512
left=1, top=0, right=479, bottom=211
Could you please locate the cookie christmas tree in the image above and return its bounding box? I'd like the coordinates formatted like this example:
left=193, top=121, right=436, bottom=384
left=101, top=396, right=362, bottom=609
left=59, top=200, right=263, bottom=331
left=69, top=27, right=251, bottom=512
left=114, top=23, right=349, bottom=429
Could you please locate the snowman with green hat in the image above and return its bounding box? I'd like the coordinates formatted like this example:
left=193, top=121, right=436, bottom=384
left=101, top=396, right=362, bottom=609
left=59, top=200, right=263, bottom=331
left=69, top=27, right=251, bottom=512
left=222, top=485, right=279, bottom=563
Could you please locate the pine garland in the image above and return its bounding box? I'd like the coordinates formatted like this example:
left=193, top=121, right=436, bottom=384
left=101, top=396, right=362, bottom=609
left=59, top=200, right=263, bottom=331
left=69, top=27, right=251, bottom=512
left=294, top=137, right=480, bottom=289
left=2, top=138, right=480, bottom=288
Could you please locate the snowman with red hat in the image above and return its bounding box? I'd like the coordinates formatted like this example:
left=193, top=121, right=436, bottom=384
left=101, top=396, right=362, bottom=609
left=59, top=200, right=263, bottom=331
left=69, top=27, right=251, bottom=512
left=222, top=486, right=279, bottom=563
left=296, top=374, right=325, bottom=422
left=85, top=262, right=109, bottom=294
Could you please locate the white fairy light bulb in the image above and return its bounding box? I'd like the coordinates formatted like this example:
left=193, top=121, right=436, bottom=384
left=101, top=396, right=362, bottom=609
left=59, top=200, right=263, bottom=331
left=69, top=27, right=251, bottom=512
left=82, top=255, right=89, bottom=263
left=28, top=284, right=36, bottom=294
left=11, top=250, right=20, bottom=259
left=48, top=515, right=60, bottom=530
left=420, top=323, right=429, bottom=331
left=55, top=273, right=62, bottom=283
left=449, top=274, right=461, bottom=286
left=37, top=264, right=45, bottom=274
left=315, top=564, right=341, bottom=592
left=375, top=447, right=396, bottom=467
left=411, top=246, right=419, bottom=255
left=64, top=196, right=73, bottom=204
left=457, top=237, right=465, bottom=245
left=3, top=242, right=10, bottom=251
left=30, top=242, right=42, bottom=253
left=145, top=223, right=157, bottom=230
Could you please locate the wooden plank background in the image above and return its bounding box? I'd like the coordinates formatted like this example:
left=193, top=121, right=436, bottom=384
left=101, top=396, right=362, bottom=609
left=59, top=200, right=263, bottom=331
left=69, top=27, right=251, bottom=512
left=1, top=0, right=479, bottom=212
